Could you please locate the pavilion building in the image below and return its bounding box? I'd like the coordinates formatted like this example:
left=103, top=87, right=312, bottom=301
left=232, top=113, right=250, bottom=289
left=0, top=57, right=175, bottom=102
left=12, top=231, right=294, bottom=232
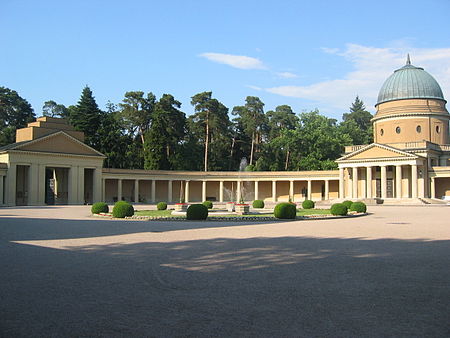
left=1, top=56, right=449, bottom=206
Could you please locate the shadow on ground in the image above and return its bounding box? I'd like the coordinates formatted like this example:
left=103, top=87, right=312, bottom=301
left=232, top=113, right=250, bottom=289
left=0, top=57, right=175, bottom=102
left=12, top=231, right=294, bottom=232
left=0, top=219, right=449, bottom=337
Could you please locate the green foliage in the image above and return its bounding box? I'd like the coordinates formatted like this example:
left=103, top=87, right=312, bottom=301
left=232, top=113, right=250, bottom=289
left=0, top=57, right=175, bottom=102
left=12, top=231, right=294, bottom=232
left=341, top=96, right=373, bottom=144
left=91, top=202, right=109, bottom=214
left=302, top=200, right=315, bottom=209
left=69, top=86, right=101, bottom=147
left=202, top=200, right=213, bottom=209
left=186, top=204, right=208, bottom=220
left=252, top=200, right=265, bottom=208
left=330, top=203, right=348, bottom=216
left=342, top=200, right=353, bottom=209
left=112, top=201, right=134, bottom=218
left=144, top=94, right=185, bottom=170
left=274, top=202, right=296, bottom=219
left=42, top=100, right=68, bottom=118
left=245, top=164, right=255, bottom=171
left=157, top=202, right=167, bottom=210
left=350, top=202, right=367, bottom=213
left=0, top=87, right=35, bottom=146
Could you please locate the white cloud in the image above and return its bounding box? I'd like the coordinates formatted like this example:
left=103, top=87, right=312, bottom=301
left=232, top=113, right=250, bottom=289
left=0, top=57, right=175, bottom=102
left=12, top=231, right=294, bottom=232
left=200, top=52, right=266, bottom=70
left=275, top=71, right=298, bottom=79
left=246, top=84, right=262, bottom=91
left=266, top=44, right=450, bottom=113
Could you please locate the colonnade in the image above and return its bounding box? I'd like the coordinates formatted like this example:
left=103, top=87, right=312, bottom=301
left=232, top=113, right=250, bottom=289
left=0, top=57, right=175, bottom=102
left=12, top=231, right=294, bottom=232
left=339, top=163, right=424, bottom=199
left=104, top=178, right=339, bottom=203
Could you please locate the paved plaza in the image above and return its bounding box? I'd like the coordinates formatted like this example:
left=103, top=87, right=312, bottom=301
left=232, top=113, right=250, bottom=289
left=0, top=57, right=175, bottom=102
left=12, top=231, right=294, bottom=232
left=0, top=205, right=449, bottom=337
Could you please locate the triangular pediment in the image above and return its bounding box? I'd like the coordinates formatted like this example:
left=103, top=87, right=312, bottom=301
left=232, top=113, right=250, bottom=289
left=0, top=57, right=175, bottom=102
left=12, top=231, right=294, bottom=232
left=337, top=143, right=418, bottom=162
left=14, top=131, right=105, bottom=157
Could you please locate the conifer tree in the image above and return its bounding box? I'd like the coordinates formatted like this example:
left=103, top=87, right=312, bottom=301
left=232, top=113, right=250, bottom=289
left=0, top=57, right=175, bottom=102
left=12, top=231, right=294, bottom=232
left=69, top=86, right=101, bottom=147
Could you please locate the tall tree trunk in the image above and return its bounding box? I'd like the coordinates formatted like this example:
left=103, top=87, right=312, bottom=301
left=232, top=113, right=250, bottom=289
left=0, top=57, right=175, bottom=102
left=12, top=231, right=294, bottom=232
left=139, top=127, right=145, bottom=146
left=250, top=132, right=255, bottom=165
left=285, top=148, right=290, bottom=171
left=229, top=136, right=236, bottom=170
left=204, top=114, right=209, bottom=171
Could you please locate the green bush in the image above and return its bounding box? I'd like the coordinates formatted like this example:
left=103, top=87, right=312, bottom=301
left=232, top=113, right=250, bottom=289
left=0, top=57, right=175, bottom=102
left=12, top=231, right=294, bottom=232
left=91, top=202, right=109, bottom=214
left=342, top=200, right=353, bottom=209
left=350, top=201, right=367, bottom=213
left=252, top=199, right=265, bottom=208
left=157, top=202, right=167, bottom=210
left=186, top=204, right=208, bottom=220
left=330, top=203, right=348, bottom=216
left=274, top=202, right=297, bottom=219
left=302, top=199, right=315, bottom=209
left=112, top=201, right=134, bottom=218
left=202, top=200, right=213, bottom=209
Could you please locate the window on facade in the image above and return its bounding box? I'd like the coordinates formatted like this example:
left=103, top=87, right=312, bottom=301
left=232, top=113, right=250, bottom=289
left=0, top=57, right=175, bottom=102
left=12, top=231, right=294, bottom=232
left=416, top=125, right=421, bottom=133
left=380, top=128, right=384, bottom=136
left=396, top=126, right=401, bottom=134
left=436, top=125, right=441, bottom=133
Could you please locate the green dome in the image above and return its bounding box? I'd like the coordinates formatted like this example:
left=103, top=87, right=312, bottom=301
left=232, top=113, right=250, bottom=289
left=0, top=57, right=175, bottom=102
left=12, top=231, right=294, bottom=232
left=376, top=56, right=445, bottom=106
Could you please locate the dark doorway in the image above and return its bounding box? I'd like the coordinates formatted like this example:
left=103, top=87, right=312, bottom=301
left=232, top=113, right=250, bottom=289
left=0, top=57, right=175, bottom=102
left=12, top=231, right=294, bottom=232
left=45, top=169, right=56, bottom=205
left=16, top=165, right=29, bottom=206
left=84, top=168, right=94, bottom=205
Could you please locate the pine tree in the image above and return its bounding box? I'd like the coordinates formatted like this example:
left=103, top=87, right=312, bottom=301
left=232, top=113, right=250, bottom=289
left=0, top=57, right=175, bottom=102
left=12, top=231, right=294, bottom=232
left=69, top=86, right=101, bottom=147
left=342, top=96, right=373, bottom=144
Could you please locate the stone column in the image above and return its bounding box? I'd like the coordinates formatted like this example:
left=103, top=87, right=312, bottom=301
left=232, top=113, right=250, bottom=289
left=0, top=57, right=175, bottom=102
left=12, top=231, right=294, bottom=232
left=201, top=180, right=206, bottom=202
left=134, top=179, right=139, bottom=203
left=347, top=168, right=353, bottom=199
left=352, top=167, right=358, bottom=199
left=324, top=180, right=329, bottom=200
left=395, top=165, right=402, bottom=199
left=254, top=181, right=259, bottom=201
left=151, top=180, right=156, bottom=203
left=339, top=168, right=345, bottom=199
left=6, top=163, right=17, bottom=206
left=366, top=167, right=372, bottom=198
left=78, top=167, right=85, bottom=204
left=289, top=180, right=294, bottom=201
left=219, top=181, right=224, bottom=202
left=307, top=180, right=312, bottom=200
left=102, top=179, right=106, bottom=202
left=272, top=181, right=277, bottom=202
left=237, top=181, right=242, bottom=203
left=93, top=168, right=102, bottom=203
left=381, top=165, right=387, bottom=199
left=184, top=180, right=189, bottom=203
left=117, top=179, right=123, bottom=201
left=167, top=180, right=173, bottom=203
left=430, top=177, right=436, bottom=199
left=0, top=175, right=4, bottom=205
left=28, top=164, right=39, bottom=205
left=411, top=164, right=418, bottom=198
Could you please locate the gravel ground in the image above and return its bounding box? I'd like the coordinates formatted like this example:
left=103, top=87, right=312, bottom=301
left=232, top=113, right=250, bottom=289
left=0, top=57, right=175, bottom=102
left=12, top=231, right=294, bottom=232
left=0, top=205, right=449, bottom=337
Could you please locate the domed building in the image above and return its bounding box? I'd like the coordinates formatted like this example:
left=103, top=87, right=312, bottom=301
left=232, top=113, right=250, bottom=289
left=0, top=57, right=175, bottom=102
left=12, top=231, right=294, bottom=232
left=0, top=56, right=449, bottom=206
left=337, top=55, right=450, bottom=200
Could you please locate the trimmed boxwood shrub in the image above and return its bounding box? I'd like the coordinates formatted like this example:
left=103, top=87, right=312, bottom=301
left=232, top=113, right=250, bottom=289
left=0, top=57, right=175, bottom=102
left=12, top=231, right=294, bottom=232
left=157, top=202, right=167, bottom=210
left=112, top=201, right=134, bottom=218
left=302, top=199, right=315, bottom=209
left=187, top=204, right=208, bottom=220
left=252, top=199, right=265, bottom=208
left=342, top=200, right=353, bottom=209
left=274, top=202, right=297, bottom=219
left=330, top=203, right=348, bottom=216
left=91, top=202, right=109, bottom=214
left=350, top=201, right=367, bottom=213
left=202, top=200, right=213, bottom=209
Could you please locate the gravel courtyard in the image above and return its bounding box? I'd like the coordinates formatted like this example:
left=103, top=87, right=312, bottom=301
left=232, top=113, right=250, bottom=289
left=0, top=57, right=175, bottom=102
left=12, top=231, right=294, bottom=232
left=0, top=205, right=449, bottom=337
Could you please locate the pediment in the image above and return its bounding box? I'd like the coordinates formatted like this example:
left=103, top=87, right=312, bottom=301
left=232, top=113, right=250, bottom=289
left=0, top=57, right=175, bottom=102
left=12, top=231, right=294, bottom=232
left=338, top=143, right=417, bottom=162
left=15, top=131, right=104, bottom=157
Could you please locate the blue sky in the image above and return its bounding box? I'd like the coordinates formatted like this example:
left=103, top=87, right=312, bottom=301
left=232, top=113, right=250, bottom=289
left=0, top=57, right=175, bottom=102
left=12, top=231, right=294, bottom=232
left=1, top=0, right=450, bottom=120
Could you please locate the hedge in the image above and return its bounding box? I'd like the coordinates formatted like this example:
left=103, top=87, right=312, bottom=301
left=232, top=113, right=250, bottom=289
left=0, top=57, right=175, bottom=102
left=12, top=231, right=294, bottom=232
left=342, top=200, right=353, bottom=209
left=91, top=202, right=109, bottom=214
left=350, top=201, right=367, bottom=213
left=157, top=202, right=168, bottom=210
left=274, top=202, right=296, bottom=219
left=252, top=199, right=265, bottom=208
left=202, top=200, right=213, bottom=209
left=187, top=204, right=208, bottom=220
left=330, top=203, right=348, bottom=216
left=302, top=199, right=315, bottom=209
left=112, top=201, right=134, bottom=218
